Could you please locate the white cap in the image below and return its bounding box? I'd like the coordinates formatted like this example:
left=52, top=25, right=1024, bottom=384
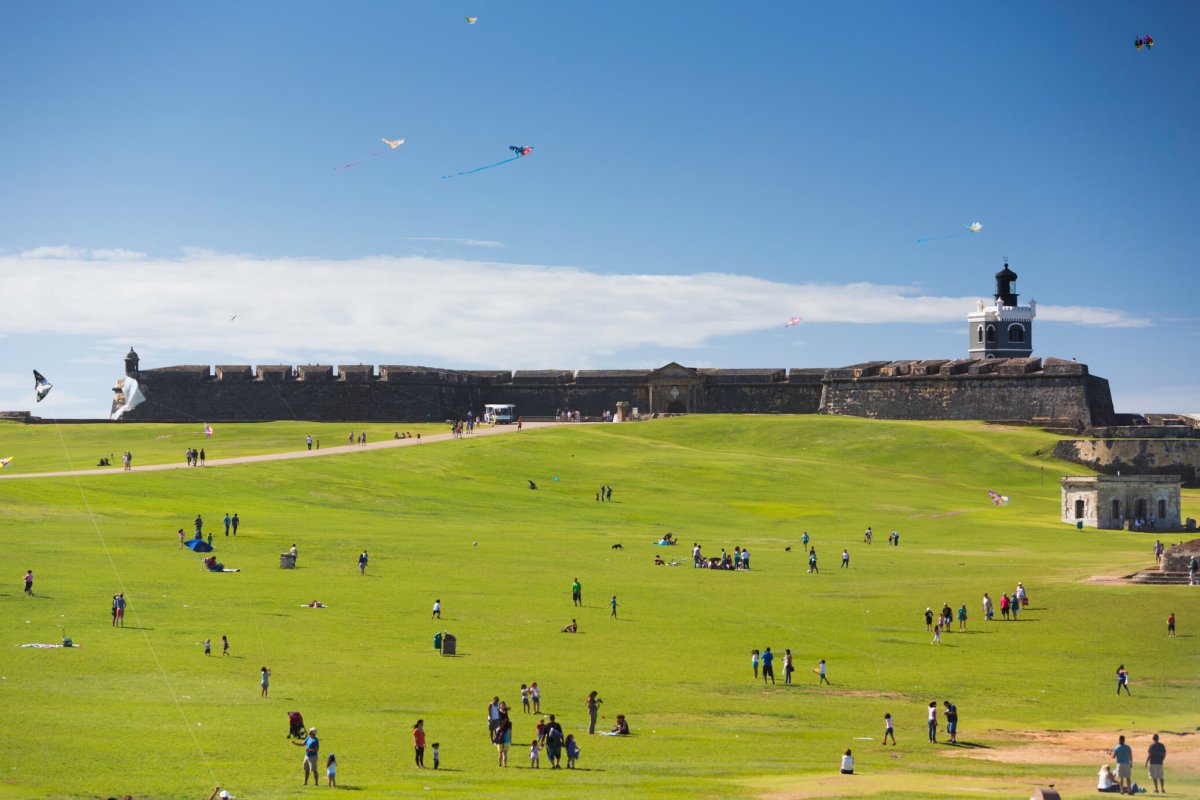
left=219, top=792, right=234, bottom=799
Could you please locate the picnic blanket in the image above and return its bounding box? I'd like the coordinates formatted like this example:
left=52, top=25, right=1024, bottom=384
left=18, top=643, right=81, bottom=648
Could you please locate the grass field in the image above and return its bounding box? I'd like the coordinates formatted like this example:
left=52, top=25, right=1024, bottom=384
left=2, top=416, right=1197, bottom=800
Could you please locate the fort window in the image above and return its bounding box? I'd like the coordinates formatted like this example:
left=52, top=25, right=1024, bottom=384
left=1007, top=324, right=1025, bottom=343
left=1136, top=498, right=1147, bottom=520
left=1158, top=499, right=1166, bottom=518
left=977, top=326, right=983, bottom=343
left=1111, top=499, right=1120, bottom=519
left=985, top=325, right=995, bottom=343
left=1074, top=499, right=1085, bottom=519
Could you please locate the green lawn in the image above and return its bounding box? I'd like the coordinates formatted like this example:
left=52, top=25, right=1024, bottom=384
left=1, top=416, right=1196, bottom=800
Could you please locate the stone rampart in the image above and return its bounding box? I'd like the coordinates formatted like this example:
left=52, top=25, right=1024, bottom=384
left=116, top=356, right=1115, bottom=424
left=1053, top=439, right=1200, bottom=488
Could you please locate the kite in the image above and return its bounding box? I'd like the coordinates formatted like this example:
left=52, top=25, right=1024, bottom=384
left=110, top=375, right=146, bottom=421
left=335, top=137, right=405, bottom=171
left=0, top=457, right=12, bottom=469
left=1135, top=35, right=1153, bottom=50
left=987, top=489, right=1010, bottom=506
left=784, top=316, right=803, bottom=328
left=33, top=370, right=52, bottom=402
left=917, top=221, right=983, bottom=244
left=465, top=16, right=477, bottom=24
left=204, top=423, right=214, bottom=438
left=442, top=146, right=534, bottom=179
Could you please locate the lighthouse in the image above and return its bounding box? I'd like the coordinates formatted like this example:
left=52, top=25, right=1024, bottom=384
left=967, top=262, right=1036, bottom=359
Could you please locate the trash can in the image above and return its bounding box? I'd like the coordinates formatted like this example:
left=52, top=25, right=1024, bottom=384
left=441, top=633, right=456, bottom=655
left=433, top=632, right=443, bottom=651
left=1076, top=520, right=1084, bottom=530
left=280, top=553, right=296, bottom=569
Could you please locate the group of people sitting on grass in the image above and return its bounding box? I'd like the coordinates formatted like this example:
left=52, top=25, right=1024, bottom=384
left=692, top=542, right=750, bottom=570
left=392, top=431, right=420, bottom=440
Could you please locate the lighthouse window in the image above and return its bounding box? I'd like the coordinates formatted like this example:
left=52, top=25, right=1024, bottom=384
left=1008, top=324, right=1025, bottom=343
left=985, top=325, right=995, bottom=343
left=977, top=326, right=983, bottom=343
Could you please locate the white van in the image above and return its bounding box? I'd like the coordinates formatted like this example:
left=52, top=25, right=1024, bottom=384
left=483, top=404, right=517, bottom=424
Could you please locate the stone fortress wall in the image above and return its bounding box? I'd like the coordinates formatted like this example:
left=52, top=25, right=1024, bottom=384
left=117, top=355, right=1114, bottom=427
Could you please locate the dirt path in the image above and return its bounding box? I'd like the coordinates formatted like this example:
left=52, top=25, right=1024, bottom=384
left=0, top=421, right=558, bottom=480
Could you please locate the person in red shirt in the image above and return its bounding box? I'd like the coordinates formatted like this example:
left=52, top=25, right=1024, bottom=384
left=413, top=720, right=426, bottom=768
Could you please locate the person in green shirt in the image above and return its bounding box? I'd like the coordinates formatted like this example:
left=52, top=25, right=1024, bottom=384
left=571, top=578, right=582, bottom=607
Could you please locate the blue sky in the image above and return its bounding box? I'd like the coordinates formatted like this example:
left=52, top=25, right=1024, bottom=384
left=1, top=1, right=1197, bottom=417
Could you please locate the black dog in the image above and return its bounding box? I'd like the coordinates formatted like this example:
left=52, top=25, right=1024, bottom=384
left=611, top=543, right=623, bottom=550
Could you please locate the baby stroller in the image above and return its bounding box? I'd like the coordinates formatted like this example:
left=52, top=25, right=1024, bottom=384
left=288, top=711, right=306, bottom=739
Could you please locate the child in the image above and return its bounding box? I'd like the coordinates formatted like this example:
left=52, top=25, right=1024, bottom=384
left=261, top=666, right=271, bottom=697
left=432, top=742, right=440, bottom=770
left=326, top=754, right=337, bottom=787
left=565, top=734, right=579, bottom=768
left=521, top=684, right=531, bottom=713
left=178, top=529, right=186, bottom=548
left=816, top=658, right=830, bottom=685
left=204, top=638, right=212, bottom=656
left=1167, top=612, right=1176, bottom=638
left=883, top=712, right=896, bottom=745
left=840, top=748, right=854, bottom=774
left=432, top=599, right=441, bottom=619
left=932, top=623, right=941, bottom=645
left=751, top=649, right=760, bottom=680
left=222, top=635, right=230, bottom=656
left=529, top=739, right=540, bottom=768
left=531, top=682, right=541, bottom=713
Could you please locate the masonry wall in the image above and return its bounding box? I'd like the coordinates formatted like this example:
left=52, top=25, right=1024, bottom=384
left=1053, top=439, right=1200, bottom=488
left=820, top=373, right=1113, bottom=427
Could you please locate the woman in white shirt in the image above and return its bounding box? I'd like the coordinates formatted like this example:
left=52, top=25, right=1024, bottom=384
left=1097, top=764, right=1120, bottom=792
left=840, top=749, right=854, bottom=774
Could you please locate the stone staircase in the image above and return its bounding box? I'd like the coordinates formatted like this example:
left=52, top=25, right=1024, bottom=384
left=1127, top=568, right=1194, bottom=586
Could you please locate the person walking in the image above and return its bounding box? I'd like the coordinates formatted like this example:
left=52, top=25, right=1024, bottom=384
left=530, top=682, right=541, bottom=713
left=816, top=658, right=830, bottom=685
left=199, top=448, right=206, bottom=466
left=292, top=727, right=321, bottom=786
left=543, top=714, right=564, bottom=767
left=927, top=702, right=938, bottom=743
left=413, top=720, right=426, bottom=768
left=1167, top=612, right=1176, bottom=638
left=1112, top=734, right=1134, bottom=794
left=571, top=577, right=582, bottom=606
left=925, top=607, right=934, bottom=631
left=122, top=450, right=131, bottom=470
left=261, top=666, right=271, bottom=697
left=359, top=550, right=368, bottom=576
left=1116, top=664, right=1131, bottom=696
left=231, top=513, right=240, bottom=536
left=23, top=570, right=33, bottom=597
left=432, top=599, right=441, bottom=619
left=751, top=649, right=760, bottom=680
left=222, top=635, right=230, bottom=656
left=306, top=434, right=313, bottom=451
left=883, top=712, right=896, bottom=745
left=983, top=593, right=993, bottom=622
left=609, top=595, right=618, bottom=619
left=958, top=604, right=968, bottom=632
left=1145, top=732, right=1167, bottom=793
left=761, top=647, right=775, bottom=685
left=586, top=691, right=603, bottom=734
left=486, top=697, right=501, bottom=738
left=783, top=649, right=794, bottom=684
left=114, top=592, right=126, bottom=627
left=808, top=548, right=818, bottom=573
left=194, top=514, right=204, bottom=536
left=841, top=549, right=849, bottom=568
left=1000, top=592, right=1010, bottom=620
left=224, top=513, right=231, bottom=536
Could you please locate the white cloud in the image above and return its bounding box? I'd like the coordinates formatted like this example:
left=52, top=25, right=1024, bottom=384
left=0, top=248, right=1150, bottom=368
left=402, top=237, right=506, bottom=248
left=19, top=245, right=146, bottom=260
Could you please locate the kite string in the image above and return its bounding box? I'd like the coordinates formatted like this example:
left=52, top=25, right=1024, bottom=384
left=441, top=154, right=520, bottom=179
left=49, top=421, right=220, bottom=786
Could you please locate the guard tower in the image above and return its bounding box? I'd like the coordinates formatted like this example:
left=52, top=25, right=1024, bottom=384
left=124, top=347, right=140, bottom=376
left=967, top=262, right=1036, bottom=359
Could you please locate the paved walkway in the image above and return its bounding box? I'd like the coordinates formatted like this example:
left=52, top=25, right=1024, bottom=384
left=0, top=422, right=557, bottom=480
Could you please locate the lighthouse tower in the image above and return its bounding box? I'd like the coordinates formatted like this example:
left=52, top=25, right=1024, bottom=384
left=967, top=262, right=1036, bottom=359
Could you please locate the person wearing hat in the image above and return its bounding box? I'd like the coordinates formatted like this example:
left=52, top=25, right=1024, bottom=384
left=206, top=788, right=234, bottom=799
left=292, top=726, right=320, bottom=785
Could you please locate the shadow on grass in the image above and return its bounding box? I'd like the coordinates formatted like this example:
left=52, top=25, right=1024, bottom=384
left=119, top=626, right=154, bottom=631
left=947, top=741, right=993, bottom=749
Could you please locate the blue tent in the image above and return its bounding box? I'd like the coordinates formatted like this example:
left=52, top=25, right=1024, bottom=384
left=185, top=539, right=213, bottom=553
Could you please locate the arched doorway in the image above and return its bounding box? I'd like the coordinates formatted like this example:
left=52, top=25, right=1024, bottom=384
left=1074, top=499, right=1085, bottom=520
left=666, top=400, right=687, bottom=414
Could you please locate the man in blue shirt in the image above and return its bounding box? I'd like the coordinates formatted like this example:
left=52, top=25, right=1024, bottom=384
left=224, top=513, right=231, bottom=536
left=292, top=727, right=320, bottom=786
left=1112, top=734, right=1133, bottom=794
left=761, top=648, right=775, bottom=685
